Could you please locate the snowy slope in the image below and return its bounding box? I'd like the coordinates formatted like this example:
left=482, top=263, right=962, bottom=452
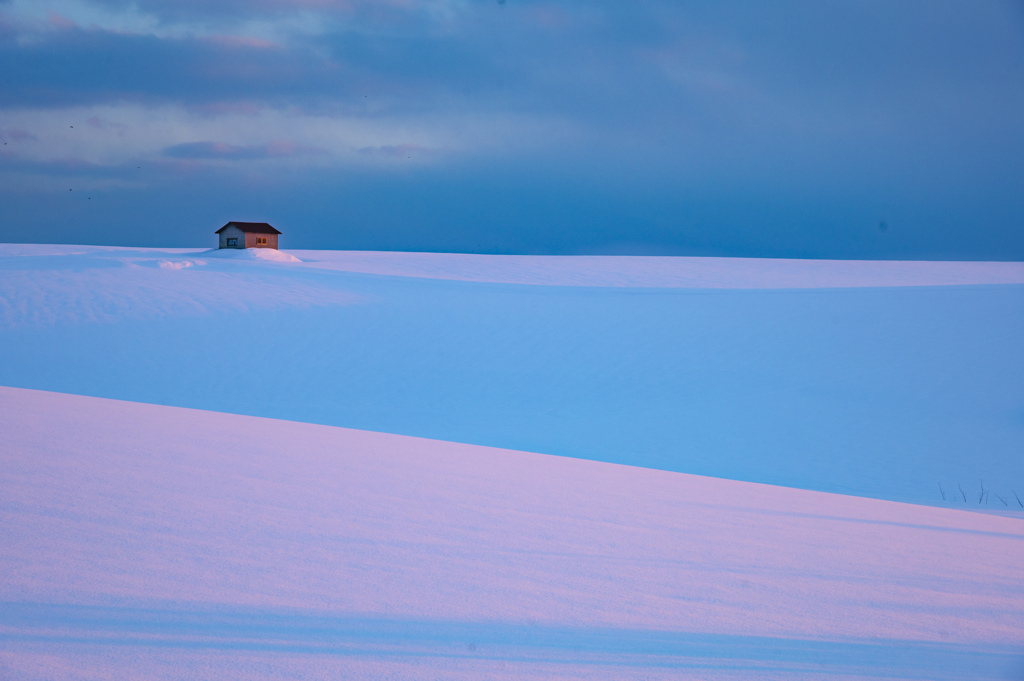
left=1, top=386, right=1022, bottom=680
left=291, top=249, right=1024, bottom=288
left=0, top=245, right=1022, bottom=506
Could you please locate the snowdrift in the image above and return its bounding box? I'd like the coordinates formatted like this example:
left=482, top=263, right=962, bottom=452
left=0, top=245, right=1021, bottom=507
left=1, top=387, right=1022, bottom=680
left=0, top=246, right=350, bottom=325
left=291, top=250, right=1024, bottom=288
left=202, top=247, right=302, bottom=263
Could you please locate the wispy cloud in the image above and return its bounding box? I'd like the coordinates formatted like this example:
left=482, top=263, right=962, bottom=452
left=1, top=127, right=38, bottom=142
left=162, top=139, right=321, bottom=160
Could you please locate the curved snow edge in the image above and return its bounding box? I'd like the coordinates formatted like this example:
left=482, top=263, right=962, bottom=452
left=200, top=248, right=302, bottom=263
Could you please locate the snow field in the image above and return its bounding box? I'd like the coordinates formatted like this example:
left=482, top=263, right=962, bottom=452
left=1, top=386, right=1023, bottom=680
left=291, top=249, right=1024, bottom=288
left=0, top=245, right=1022, bottom=506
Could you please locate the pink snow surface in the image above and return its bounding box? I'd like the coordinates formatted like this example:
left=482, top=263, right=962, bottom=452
left=1, top=386, right=1023, bottom=680
left=292, top=250, right=1024, bottom=288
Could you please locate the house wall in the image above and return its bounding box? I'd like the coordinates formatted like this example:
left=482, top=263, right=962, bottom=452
left=218, top=225, right=246, bottom=249
left=245, top=233, right=278, bottom=249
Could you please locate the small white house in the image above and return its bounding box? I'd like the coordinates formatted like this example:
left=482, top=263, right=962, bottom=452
left=215, top=222, right=281, bottom=249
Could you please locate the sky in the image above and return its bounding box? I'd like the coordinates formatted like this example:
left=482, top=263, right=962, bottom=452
left=1, top=0, right=1023, bottom=258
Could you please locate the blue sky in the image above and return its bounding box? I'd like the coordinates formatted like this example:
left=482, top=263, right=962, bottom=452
left=1, top=0, right=1023, bottom=257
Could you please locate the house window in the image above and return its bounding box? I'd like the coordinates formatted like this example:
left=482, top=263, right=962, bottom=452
left=257, top=237, right=267, bottom=245
left=226, top=238, right=237, bottom=246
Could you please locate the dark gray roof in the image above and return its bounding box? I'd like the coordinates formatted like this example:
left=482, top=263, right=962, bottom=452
left=215, top=221, right=281, bottom=235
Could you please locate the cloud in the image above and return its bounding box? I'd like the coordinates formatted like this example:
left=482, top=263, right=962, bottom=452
left=81, top=0, right=451, bottom=24
left=1, top=127, right=37, bottom=142
left=0, top=23, right=347, bottom=108
left=205, top=34, right=279, bottom=49
left=0, top=99, right=568, bottom=178
left=356, top=143, right=434, bottom=161
left=162, top=139, right=320, bottom=160
left=163, top=141, right=268, bottom=160
left=3, top=1, right=1022, bottom=170
left=46, top=11, right=76, bottom=29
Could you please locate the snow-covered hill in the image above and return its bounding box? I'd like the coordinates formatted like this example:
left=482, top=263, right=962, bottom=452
left=2, top=386, right=1022, bottom=680
left=0, top=245, right=1021, bottom=506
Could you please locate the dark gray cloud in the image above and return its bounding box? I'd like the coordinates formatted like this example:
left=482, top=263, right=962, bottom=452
left=83, top=0, right=445, bottom=25
left=0, top=26, right=346, bottom=107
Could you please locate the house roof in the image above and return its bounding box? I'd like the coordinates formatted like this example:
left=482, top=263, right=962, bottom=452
left=215, top=221, right=282, bottom=235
